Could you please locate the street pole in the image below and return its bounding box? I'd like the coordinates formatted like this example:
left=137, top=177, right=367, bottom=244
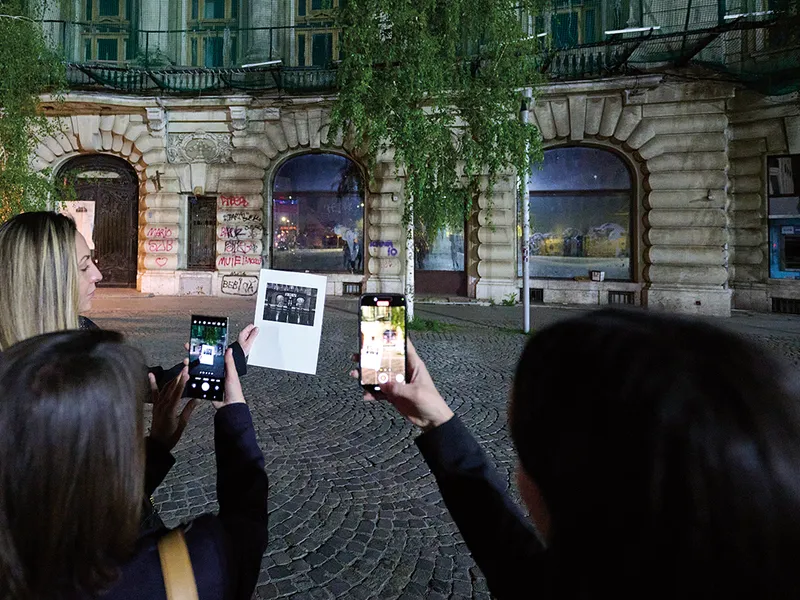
left=521, top=88, right=532, bottom=334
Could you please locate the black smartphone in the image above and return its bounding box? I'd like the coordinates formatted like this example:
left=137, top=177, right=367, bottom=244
left=359, top=294, right=407, bottom=392
left=186, top=315, right=229, bottom=402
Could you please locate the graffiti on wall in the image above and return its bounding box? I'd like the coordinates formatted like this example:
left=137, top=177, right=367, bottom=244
left=217, top=255, right=263, bottom=268
left=146, top=226, right=174, bottom=239
left=221, top=273, right=259, bottom=296
left=369, top=240, right=399, bottom=256
left=219, top=195, right=250, bottom=208
left=219, top=225, right=263, bottom=240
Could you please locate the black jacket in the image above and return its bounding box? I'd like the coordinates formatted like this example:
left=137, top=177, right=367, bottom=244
left=85, top=404, right=268, bottom=600
left=416, top=416, right=546, bottom=599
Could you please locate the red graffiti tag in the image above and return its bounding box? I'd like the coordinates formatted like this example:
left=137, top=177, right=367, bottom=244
left=147, top=240, right=174, bottom=253
left=155, top=256, right=168, bottom=267
left=219, top=195, right=249, bottom=208
left=216, top=255, right=262, bottom=268
left=147, top=226, right=173, bottom=239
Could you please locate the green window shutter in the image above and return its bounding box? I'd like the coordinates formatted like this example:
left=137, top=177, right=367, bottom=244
left=312, top=32, right=333, bottom=66
left=298, top=33, right=306, bottom=66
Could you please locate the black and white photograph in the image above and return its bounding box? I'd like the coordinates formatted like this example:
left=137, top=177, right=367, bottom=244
left=262, top=283, right=318, bottom=326
left=250, top=269, right=327, bottom=374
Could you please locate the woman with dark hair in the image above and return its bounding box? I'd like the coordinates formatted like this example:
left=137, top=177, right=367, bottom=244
left=361, top=309, right=800, bottom=598
left=0, top=330, right=268, bottom=600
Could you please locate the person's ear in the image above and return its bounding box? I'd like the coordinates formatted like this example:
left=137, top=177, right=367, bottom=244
left=516, top=463, right=551, bottom=542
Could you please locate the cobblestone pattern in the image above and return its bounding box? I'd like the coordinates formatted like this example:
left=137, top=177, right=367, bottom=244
left=88, top=295, right=800, bottom=599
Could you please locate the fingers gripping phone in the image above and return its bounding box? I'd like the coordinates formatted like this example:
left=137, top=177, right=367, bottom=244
left=359, top=294, right=407, bottom=392
left=187, top=315, right=228, bottom=402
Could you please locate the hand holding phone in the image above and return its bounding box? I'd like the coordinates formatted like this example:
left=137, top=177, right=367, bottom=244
left=212, top=348, right=246, bottom=410
left=359, top=294, right=407, bottom=392
left=186, top=315, right=229, bottom=402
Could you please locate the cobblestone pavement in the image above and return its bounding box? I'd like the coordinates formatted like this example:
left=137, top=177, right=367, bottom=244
left=88, top=292, right=800, bottom=599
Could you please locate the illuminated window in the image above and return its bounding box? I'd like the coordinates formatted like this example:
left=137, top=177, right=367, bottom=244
left=521, top=146, right=633, bottom=280
left=272, top=153, right=364, bottom=273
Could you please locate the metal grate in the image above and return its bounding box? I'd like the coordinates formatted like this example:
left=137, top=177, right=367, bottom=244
left=608, top=290, right=635, bottom=305
left=187, top=196, right=217, bottom=270
left=343, top=282, right=362, bottom=295
left=772, top=297, right=800, bottom=314
left=528, top=288, right=544, bottom=303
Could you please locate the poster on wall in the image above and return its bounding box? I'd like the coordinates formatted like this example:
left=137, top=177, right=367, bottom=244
left=767, top=155, right=800, bottom=279
left=248, top=269, right=328, bottom=374
left=61, top=200, right=96, bottom=250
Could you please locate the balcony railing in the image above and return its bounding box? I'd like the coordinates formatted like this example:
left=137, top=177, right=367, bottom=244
left=40, top=20, right=340, bottom=94
left=35, top=0, right=800, bottom=96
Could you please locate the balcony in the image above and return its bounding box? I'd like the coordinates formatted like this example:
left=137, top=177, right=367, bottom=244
left=41, top=20, right=339, bottom=94
left=38, top=0, right=800, bottom=96
left=538, top=0, right=800, bottom=95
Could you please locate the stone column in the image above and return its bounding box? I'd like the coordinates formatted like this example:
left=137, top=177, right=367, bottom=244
left=365, top=157, right=404, bottom=295
left=475, top=172, right=518, bottom=303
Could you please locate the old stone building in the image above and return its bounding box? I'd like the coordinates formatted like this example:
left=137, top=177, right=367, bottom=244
left=27, top=0, right=800, bottom=315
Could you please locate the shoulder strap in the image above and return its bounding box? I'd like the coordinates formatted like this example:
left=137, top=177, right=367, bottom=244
left=157, top=529, right=200, bottom=600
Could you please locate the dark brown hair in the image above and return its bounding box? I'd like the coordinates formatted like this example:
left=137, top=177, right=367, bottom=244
left=0, top=330, right=148, bottom=599
left=511, top=308, right=800, bottom=597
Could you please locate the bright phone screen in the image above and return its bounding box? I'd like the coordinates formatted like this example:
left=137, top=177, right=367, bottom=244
left=360, top=302, right=406, bottom=387
left=189, top=316, right=228, bottom=380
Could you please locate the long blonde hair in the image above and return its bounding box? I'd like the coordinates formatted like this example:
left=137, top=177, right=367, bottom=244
left=0, top=212, right=80, bottom=350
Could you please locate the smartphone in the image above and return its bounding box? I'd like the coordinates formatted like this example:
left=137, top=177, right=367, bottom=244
left=186, top=315, right=229, bottom=402
left=359, top=294, right=407, bottom=392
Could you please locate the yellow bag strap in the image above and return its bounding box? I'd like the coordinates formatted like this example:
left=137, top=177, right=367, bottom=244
left=157, top=529, right=200, bottom=600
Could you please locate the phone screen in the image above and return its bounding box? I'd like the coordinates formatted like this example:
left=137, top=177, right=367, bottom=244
left=360, top=295, right=407, bottom=390
left=187, top=315, right=228, bottom=401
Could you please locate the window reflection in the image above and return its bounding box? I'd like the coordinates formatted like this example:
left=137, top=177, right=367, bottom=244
left=416, top=229, right=465, bottom=271
left=272, top=153, right=365, bottom=273
left=521, top=147, right=632, bottom=280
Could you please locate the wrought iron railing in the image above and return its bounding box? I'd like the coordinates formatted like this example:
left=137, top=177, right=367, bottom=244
left=41, top=20, right=340, bottom=94
left=33, top=0, right=800, bottom=96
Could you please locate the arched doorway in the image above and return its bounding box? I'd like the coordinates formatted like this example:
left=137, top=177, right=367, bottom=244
left=271, top=153, right=365, bottom=273
left=58, top=155, right=139, bottom=287
left=522, top=146, right=634, bottom=281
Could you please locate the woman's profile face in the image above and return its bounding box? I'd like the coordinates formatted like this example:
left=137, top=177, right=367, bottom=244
left=75, top=233, right=102, bottom=312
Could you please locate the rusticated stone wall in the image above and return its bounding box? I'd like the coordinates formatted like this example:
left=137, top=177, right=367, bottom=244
left=521, top=76, right=736, bottom=316
left=33, top=97, right=405, bottom=297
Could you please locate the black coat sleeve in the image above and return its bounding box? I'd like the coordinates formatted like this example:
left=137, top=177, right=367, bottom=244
left=214, top=403, right=269, bottom=600
left=144, top=436, right=176, bottom=496
left=416, top=416, right=547, bottom=599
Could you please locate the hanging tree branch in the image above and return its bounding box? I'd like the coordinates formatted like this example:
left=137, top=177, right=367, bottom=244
left=330, top=0, right=546, bottom=241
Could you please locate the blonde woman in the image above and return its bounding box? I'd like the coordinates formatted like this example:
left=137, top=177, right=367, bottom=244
left=0, top=211, right=102, bottom=350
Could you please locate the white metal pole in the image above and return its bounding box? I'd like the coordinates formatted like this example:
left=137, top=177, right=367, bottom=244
left=405, top=199, right=415, bottom=322
left=521, top=88, right=532, bottom=334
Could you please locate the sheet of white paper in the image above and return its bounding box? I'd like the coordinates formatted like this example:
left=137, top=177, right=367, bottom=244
left=248, top=269, right=327, bottom=374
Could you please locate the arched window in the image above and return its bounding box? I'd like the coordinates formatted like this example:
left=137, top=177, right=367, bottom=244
left=272, top=153, right=365, bottom=273
left=522, top=146, right=633, bottom=281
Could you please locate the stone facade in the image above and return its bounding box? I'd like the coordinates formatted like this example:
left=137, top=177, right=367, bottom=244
left=33, top=77, right=800, bottom=315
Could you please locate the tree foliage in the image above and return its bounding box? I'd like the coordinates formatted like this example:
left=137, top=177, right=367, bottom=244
left=331, top=0, right=546, bottom=239
left=0, top=0, right=67, bottom=221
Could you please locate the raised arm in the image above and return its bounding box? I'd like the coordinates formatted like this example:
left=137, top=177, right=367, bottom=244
left=213, top=348, right=269, bottom=600
left=361, top=340, right=546, bottom=598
